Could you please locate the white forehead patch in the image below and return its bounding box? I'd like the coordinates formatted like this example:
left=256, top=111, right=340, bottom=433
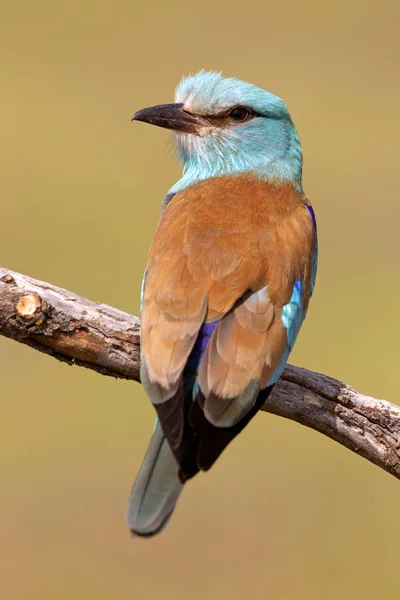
left=175, top=71, right=239, bottom=114
left=174, top=70, right=289, bottom=118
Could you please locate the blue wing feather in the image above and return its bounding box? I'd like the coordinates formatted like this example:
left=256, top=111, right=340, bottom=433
left=138, top=203, right=317, bottom=482
left=268, top=206, right=317, bottom=387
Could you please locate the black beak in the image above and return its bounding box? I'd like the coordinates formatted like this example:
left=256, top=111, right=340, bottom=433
left=131, top=103, right=209, bottom=134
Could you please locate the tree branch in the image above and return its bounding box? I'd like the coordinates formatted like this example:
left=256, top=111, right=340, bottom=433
left=1, top=266, right=399, bottom=480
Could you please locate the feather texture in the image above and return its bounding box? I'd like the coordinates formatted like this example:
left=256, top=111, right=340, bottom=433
left=129, top=71, right=318, bottom=535
left=127, top=71, right=318, bottom=535
left=126, top=420, right=183, bottom=537
left=140, top=174, right=316, bottom=478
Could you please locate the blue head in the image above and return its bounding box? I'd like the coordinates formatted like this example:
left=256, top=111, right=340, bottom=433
left=132, top=71, right=303, bottom=192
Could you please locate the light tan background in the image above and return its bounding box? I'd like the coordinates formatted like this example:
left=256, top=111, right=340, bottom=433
left=1, top=1, right=399, bottom=598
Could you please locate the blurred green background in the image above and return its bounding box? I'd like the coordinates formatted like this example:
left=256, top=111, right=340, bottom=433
left=1, top=1, right=399, bottom=598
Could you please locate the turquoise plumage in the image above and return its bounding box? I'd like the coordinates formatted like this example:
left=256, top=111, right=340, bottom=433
left=126, top=71, right=317, bottom=536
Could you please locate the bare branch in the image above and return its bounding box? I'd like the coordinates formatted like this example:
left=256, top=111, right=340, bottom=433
left=1, top=266, right=399, bottom=480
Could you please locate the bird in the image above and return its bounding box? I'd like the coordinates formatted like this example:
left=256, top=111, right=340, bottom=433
left=126, top=70, right=317, bottom=537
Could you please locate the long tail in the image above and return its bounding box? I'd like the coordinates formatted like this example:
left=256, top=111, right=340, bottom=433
left=126, top=420, right=184, bottom=537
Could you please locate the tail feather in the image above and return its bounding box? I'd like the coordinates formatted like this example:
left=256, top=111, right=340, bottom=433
left=126, top=420, right=184, bottom=537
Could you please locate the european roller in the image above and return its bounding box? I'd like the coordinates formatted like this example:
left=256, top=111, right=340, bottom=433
left=127, top=71, right=317, bottom=537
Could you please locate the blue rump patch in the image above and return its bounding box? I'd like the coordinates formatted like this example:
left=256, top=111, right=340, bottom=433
left=187, top=321, right=219, bottom=371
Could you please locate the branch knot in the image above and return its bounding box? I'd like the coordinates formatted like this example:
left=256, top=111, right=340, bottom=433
left=0, top=266, right=398, bottom=481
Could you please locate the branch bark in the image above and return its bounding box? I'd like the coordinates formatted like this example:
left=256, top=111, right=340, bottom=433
left=1, top=266, right=399, bottom=480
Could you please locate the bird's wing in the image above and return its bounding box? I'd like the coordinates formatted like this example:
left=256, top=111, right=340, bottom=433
left=140, top=174, right=316, bottom=477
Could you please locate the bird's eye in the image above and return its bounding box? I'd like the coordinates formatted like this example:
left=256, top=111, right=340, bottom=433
left=228, top=107, right=252, bottom=122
